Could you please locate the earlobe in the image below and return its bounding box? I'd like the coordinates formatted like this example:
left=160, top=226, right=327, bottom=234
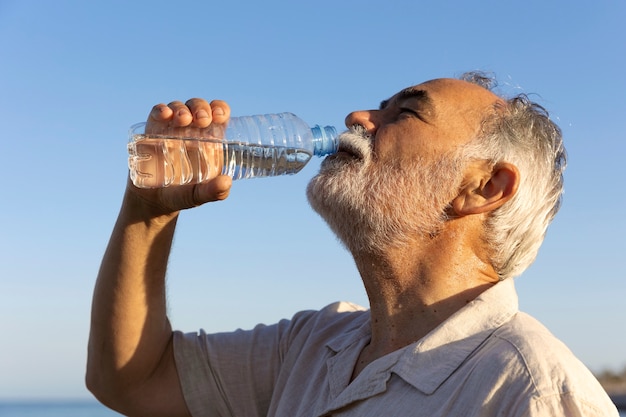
left=452, top=162, right=520, bottom=216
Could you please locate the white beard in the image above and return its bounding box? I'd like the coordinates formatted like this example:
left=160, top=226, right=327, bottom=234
left=307, top=127, right=466, bottom=254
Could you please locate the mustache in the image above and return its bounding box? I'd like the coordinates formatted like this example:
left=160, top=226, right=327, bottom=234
left=336, top=125, right=374, bottom=163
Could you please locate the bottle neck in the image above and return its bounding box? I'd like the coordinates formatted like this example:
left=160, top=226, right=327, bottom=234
left=311, top=125, right=338, bottom=156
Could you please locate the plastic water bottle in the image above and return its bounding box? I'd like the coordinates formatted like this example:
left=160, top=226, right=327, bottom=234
left=127, top=112, right=338, bottom=188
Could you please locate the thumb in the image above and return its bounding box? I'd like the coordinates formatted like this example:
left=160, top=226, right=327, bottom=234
left=193, top=175, right=233, bottom=204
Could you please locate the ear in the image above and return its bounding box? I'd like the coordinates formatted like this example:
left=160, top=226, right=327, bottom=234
left=451, top=162, right=520, bottom=216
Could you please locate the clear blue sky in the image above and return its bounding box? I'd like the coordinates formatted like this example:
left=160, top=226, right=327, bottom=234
left=0, top=0, right=624, bottom=400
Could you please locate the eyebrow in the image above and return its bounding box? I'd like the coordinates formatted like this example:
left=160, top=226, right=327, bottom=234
left=379, top=88, right=434, bottom=114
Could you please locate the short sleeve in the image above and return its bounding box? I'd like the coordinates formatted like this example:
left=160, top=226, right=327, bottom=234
left=173, top=310, right=319, bottom=417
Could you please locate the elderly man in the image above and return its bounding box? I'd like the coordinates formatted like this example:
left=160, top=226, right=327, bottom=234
left=87, top=73, right=618, bottom=416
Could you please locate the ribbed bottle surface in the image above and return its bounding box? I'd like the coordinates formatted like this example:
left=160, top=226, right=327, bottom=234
left=128, top=113, right=337, bottom=188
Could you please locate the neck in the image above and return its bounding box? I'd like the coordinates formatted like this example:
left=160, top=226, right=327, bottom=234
left=352, top=222, right=498, bottom=359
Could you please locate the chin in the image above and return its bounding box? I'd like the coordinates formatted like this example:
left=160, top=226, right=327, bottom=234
left=306, top=165, right=404, bottom=254
left=306, top=168, right=365, bottom=251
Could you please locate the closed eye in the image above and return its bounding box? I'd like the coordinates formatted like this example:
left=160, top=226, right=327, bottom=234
left=399, top=107, right=426, bottom=122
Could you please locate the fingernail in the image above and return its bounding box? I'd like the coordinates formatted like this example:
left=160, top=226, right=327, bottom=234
left=213, top=107, right=225, bottom=116
left=196, top=109, right=209, bottom=119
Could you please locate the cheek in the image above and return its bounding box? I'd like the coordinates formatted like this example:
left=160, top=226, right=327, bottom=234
left=372, top=127, right=402, bottom=162
left=374, top=124, right=441, bottom=165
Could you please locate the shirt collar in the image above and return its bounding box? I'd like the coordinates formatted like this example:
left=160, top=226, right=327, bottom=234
left=393, top=278, right=519, bottom=394
left=323, top=279, right=519, bottom=396
left=326, top=312, right=371, bottom=353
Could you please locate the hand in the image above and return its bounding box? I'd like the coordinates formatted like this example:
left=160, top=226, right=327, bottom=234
left=128, top=99, right=234, bottom=216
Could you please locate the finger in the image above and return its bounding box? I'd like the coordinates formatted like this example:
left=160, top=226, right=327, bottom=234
left=147, top=103, right=174, bottom=126
left=167, top=100, right=194, bottom=127
left=193, top=175, right=232, bottom=204
left=185, top=98, right=213, bottom=128
left=209, top=100, right=231, bottom=124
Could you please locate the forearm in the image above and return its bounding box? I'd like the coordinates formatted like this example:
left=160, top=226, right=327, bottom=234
left=86, top=188, right=179, bottom=400
left=86, top=99, right=232, bottom=416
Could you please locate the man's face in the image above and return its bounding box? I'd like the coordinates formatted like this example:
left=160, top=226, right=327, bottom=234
left=306, top=78, right=500, bottom=253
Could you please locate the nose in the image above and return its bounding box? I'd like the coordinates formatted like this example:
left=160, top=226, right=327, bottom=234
left=344, top=110, right=379, bottom=135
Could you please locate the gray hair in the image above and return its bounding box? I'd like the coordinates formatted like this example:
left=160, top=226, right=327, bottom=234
left=460, top=72, right=567, bottom=280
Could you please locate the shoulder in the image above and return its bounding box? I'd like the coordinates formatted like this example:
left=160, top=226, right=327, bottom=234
left=491, top=312, right=589, bottom=386
left=480, top=312, right=617, bottom=415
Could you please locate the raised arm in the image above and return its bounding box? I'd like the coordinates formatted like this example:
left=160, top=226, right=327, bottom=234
left=86, top=99, right=231, bottom=417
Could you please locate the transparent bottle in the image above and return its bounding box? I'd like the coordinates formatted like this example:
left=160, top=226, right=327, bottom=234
left=128, top=112, right=338, bottom=188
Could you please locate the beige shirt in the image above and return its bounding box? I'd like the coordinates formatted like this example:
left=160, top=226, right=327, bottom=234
left=174, top=279, right=618, bottom=416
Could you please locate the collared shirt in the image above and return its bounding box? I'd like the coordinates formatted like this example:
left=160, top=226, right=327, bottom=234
left=174, top=279, right=618, bottom=416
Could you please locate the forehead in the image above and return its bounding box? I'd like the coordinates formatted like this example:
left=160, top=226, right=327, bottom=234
left=382, top=78, right=501, bottom=116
